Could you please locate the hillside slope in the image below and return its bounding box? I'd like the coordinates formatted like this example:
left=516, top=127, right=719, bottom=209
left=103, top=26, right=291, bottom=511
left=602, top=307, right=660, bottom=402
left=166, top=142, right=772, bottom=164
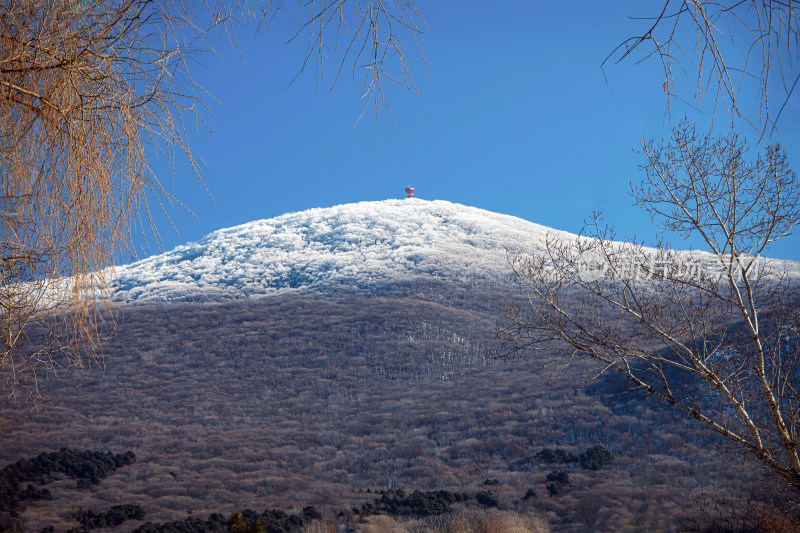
left=0, top=290, right=768, bottom=532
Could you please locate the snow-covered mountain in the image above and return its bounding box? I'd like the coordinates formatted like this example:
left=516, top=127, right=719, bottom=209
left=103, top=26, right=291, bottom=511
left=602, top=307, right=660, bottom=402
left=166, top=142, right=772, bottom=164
left=111, top=199, right=574, bottom=303
left=109, top=199, right=800, bottom=303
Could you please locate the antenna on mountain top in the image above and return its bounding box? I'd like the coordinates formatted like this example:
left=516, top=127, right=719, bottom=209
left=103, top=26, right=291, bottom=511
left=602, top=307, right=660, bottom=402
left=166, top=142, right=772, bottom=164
left=404, top=187, right=415, bottom=199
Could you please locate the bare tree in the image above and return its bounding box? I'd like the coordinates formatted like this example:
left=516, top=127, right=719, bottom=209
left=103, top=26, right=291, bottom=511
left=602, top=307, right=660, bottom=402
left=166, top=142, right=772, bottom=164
left=0, top=0, right=427, bottom=402
left=286, top=0, right=428, bottom=126
left=499, top=120, right=800, bottom=492
left=605, top=1, right=800, bottom=136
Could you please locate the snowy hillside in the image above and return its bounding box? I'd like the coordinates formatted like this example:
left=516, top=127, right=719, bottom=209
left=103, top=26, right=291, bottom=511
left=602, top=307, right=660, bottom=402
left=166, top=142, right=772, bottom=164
left=110, top=199, right=573, bottom=302
left=109, top=199, right=800, bottom=303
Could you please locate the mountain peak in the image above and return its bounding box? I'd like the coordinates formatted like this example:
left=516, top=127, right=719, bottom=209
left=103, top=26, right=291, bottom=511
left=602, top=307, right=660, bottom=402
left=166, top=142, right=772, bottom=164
left=111, top=199, right=564, bottom=303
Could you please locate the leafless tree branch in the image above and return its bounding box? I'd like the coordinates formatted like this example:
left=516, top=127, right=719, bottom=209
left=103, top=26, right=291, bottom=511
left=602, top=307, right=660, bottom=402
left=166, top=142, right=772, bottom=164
left=605, top=1, right=800, bottom=138
left=0, top=0, right=429, bottom=406
left=500, top=120, right=800, bottom=493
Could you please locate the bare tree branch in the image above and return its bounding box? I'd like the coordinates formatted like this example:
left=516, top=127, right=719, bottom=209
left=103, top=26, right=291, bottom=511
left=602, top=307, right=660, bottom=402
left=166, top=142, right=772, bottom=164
left=605, top=1, right=800, bottom=138
left=285, top=0, right=428, bottom=128
left=0, top=0, right=429, bottom=405
left=500, top=120, right=800, bottom=492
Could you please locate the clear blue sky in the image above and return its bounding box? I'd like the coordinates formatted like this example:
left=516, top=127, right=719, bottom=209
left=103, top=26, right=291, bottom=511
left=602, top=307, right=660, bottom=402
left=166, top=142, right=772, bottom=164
left=139, top=1, right=800, bottom=262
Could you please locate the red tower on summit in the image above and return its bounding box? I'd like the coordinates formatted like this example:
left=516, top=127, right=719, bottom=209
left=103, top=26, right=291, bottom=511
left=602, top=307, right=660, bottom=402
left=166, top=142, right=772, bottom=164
left=405, top=187, right=415, bottom=199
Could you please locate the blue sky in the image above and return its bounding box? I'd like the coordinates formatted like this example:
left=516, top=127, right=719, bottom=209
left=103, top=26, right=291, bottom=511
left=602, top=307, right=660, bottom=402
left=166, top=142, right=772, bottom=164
left=139, top=1, right=800, bottom=262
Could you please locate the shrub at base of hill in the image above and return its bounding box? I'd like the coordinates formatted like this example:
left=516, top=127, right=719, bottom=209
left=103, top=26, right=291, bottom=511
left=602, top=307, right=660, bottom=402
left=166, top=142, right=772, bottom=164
left=70, top=504, right=146, bottom=532
left=0, top=482, right=52, bottom=514
left=357, top=489, right=471, bottom=518
left=475, top=491, right=499, bottom=508
left=0, top=449, right=135, bottom=514
left=578, top=445, right=612, bottom=470
left=511, top=444, right=613, bottom=473
left=536, top=449, right=578, bottom=465
left=545, top=471, right=570, bottom=496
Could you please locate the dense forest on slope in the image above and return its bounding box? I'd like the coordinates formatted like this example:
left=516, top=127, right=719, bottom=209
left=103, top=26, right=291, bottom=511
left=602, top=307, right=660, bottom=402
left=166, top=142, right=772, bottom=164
left=1, top=449, right=135, bottom=515
left=0, top=281, right=789, bottom=531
